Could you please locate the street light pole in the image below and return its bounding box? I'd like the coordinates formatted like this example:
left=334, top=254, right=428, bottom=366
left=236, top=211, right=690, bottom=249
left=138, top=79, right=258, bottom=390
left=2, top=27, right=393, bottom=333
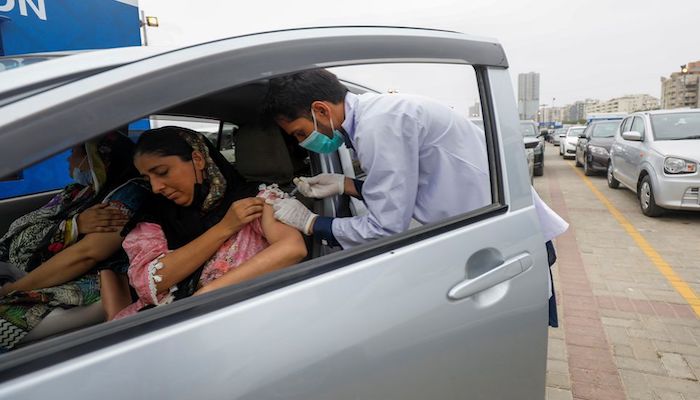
left=680, top=64, right=688, bottom=107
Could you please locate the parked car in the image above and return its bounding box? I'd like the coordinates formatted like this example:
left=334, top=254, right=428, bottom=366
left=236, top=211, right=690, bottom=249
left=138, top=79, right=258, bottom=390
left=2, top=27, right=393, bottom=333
left=560, top=126, right=586, bottom=158
left=575, top=120, right=621, bottom=175
left=0, top=27, right=550, bottom=399
left=550, top=128, right=566, bottom=146
left=471, top=119, right=537, bottom=181
left=608, top=109, right=700, bottom=216
left=520, top=120, right=544, bottom=176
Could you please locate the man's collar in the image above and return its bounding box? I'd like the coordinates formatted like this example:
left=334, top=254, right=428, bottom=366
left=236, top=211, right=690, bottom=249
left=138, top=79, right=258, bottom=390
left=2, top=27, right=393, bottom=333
left=341, top=92, right=358, bottom=144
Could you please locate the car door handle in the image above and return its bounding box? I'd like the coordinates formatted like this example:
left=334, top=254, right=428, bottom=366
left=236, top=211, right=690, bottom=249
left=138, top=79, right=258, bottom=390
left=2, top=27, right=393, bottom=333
left=448, top=253, right=532, bottom=300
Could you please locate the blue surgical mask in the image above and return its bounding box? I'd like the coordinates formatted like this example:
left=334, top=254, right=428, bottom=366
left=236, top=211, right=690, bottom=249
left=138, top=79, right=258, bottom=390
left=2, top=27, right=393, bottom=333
left=72, top=156, right=93, bottom=186
left=72, top=168, right=93, bottom=186
left=299, top=109, right=345, bottom=154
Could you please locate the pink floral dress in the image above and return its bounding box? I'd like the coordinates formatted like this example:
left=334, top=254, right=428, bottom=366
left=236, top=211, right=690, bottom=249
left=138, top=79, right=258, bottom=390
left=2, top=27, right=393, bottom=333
left=114, top=186, right=284, bottom=319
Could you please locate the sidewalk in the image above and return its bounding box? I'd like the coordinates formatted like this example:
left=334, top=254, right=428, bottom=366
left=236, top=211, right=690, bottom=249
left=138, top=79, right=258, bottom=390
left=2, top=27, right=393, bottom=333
left=536, top=146, right=700, bottom=400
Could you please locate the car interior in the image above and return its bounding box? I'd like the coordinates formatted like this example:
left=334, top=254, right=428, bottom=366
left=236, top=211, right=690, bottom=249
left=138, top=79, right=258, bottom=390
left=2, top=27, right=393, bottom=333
left=0, top=78, right=376, bottom=348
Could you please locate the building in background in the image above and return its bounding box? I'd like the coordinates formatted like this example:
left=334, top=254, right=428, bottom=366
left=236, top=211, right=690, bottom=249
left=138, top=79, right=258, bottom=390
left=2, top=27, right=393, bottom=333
left=584, top=94, right=659, bottom=114
left=566, top=101, right=586, bottom=122
left=661, top=61, right=700, bottom=109
left=518, top=72, right=539, bottom=120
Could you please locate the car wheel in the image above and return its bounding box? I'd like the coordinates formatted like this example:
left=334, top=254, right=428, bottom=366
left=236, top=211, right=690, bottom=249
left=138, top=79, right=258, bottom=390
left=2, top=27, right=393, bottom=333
left=607, top=163, right=620, bottom=189
left=575, top=153, right=582, bottom=167
left=583, top=156, right=594, bottom=176
left=639, top=175, right=664, bottom=217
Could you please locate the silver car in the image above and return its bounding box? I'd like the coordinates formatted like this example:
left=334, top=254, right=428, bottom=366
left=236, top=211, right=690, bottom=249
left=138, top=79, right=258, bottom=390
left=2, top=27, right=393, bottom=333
left=0, top=27, right=549, bottom=399
left=608, top=109, right=700, bottom=216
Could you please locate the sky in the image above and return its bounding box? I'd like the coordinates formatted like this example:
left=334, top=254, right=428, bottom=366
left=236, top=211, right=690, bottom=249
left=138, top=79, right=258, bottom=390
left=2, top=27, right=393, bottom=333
left=138, top=0, right=700, bottom=112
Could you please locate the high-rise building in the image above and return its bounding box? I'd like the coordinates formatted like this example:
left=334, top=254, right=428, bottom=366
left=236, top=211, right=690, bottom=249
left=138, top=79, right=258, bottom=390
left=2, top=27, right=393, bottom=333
left=661, top=61, right=700, bottom=109
left=518, top=72, right=540, bottom=120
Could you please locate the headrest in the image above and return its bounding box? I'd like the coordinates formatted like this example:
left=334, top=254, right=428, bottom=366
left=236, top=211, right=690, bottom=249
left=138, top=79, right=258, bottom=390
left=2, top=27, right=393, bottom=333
left=234, top=123, right=294, bottom=184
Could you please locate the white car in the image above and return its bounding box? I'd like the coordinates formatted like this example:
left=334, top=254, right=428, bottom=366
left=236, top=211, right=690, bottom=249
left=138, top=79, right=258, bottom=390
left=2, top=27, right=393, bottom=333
left=560, top=125, right=586, bottom=158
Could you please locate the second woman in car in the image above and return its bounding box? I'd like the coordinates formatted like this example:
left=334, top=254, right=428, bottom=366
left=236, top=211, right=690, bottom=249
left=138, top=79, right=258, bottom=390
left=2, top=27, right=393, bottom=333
left=114, top=127, right=306, bottom=318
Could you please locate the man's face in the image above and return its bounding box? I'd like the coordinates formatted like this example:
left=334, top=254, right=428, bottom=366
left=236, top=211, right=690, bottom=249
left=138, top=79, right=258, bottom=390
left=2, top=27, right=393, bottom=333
left=276, top=103, right=335, bottom=143
left=276, top=116, right=316, bottom=143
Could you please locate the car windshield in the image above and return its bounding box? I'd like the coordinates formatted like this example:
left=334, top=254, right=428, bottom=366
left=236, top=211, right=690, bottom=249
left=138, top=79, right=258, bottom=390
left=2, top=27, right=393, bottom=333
left=591, top=121, right=619, bottom=138
left=470, top=120, right=484, bottom=129
left=0, top=56, right=54, bottom=72
left=519, top=122, right=537, bottom=137
left=650, top=113, right=700, bottom=140
left=567, top=128, right=584, bottom=137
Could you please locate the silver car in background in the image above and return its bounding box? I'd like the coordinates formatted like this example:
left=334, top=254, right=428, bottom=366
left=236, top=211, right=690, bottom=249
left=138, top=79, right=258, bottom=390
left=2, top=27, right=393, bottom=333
left=608, top=109, right=700, bottom=216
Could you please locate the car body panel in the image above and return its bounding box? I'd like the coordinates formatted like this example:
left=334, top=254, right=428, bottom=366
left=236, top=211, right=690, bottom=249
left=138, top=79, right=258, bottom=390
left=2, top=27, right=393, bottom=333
left=0, top=27, right=549, bottom=399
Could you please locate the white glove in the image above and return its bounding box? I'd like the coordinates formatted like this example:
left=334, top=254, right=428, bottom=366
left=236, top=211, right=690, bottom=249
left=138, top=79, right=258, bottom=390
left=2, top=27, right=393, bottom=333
left=272, top=198, right=317, bottom=235
left=293, top=173, right=345, bottom=199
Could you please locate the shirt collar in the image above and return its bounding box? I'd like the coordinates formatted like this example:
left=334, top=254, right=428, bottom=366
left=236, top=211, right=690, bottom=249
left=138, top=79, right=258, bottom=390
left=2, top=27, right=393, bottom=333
left=341, top=91, right=358, bottom=147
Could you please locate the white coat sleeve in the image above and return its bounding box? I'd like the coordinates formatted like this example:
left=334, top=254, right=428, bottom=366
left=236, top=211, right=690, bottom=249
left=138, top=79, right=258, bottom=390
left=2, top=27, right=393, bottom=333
left=532, top=188, right=568, bottom=242
left=331, top=113, right=421, bottom=248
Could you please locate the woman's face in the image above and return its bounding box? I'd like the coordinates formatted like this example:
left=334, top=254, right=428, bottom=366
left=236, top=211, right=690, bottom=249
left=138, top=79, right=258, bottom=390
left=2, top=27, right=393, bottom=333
left=134, top=151, right=205, bottom=207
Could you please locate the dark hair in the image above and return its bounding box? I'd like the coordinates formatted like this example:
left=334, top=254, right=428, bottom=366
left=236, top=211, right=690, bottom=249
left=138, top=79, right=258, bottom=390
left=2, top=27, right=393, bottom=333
left=263, top=69, right=348, bottom=121
left=134, top=126, right=196, bottom=161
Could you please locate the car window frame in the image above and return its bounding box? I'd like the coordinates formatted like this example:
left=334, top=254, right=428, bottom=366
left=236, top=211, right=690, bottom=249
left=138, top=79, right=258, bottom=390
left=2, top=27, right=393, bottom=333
left=0, top=29, right=510, bottom=377
left=631, top=116, right=646, bottom=139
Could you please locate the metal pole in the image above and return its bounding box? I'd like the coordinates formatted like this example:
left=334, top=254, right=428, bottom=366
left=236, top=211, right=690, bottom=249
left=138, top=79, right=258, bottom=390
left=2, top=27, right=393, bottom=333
left=140, top=10, right=148, bottom=46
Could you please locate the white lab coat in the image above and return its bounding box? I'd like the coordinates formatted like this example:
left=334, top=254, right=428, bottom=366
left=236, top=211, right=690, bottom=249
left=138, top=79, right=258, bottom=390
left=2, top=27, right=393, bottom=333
left=332, top=92, right=490, bottom=248
left=332, top=92, right=568, bottom=249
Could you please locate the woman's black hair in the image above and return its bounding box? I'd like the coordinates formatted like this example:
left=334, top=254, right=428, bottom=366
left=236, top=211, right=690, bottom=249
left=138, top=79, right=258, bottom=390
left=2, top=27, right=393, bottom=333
left=134, top=126, right=196, bottom=161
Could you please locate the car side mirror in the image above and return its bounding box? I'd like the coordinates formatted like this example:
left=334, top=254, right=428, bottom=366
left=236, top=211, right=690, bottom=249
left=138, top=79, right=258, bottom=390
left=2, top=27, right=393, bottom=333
left=524, top=140, right=539, bottom=149
left=578, top=132, right=586, bottom=138
left=622, top=131, right=643, bottom=141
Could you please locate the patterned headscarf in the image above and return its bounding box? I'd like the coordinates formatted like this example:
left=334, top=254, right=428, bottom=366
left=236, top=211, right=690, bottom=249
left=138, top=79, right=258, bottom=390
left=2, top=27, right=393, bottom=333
left=177, top=130, right=227, bottom=212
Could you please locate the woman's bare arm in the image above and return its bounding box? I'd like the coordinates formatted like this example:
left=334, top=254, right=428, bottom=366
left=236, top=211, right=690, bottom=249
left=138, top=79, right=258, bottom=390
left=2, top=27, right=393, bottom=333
left=0, top=231, right=123, bottom=295
left=195, top=204, right=307, bottom=295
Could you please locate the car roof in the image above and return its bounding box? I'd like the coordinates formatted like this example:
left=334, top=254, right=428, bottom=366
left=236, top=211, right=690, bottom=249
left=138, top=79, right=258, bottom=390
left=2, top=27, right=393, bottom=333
left=0, top=26, right=504, bottom=101
left=633, top=108, right=700, bottom=116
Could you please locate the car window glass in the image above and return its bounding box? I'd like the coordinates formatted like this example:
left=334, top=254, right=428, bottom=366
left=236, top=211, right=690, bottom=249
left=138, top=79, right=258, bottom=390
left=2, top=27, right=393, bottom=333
left=631, top=117, right=645, bottom=135
left=592, top=122, right=619, bottom=138
left=329, top=63, right=489, bottom=221
left=219, top=122, right=238, bottom=163
left=621, top=117, right=633, bottom=133
left=650, top=112, right=700, bottom=140
left=150, top=115, right=221, bottom=146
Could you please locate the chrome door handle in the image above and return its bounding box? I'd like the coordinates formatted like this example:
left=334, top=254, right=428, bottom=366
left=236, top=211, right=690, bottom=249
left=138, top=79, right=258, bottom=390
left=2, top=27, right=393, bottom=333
left=448, top=253, right=532, bottom=300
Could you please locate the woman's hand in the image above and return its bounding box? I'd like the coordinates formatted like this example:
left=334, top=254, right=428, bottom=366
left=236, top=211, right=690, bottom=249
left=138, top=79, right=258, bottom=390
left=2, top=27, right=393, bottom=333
left=77, top=203, right=129, bottom=234
left=218, top=198, right=265, bottom=236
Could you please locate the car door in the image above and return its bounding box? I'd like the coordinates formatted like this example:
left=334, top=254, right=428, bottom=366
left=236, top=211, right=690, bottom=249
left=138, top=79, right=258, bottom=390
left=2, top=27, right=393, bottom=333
left=0, top=27, right=548, bottom=399
left=577, top=125, right=591, bottom=164
left=626, top=116, right=648, bottom=189
left=612, top=117, right=634, bottom=186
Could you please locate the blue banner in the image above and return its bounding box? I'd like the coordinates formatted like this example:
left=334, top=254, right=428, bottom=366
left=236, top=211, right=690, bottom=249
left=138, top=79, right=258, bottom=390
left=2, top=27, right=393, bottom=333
left=0, top=0, right=140, bottom=55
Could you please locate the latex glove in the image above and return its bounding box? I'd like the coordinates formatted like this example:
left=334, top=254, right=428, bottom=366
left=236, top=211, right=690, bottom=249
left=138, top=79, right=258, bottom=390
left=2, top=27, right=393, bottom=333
left=272, top=198, right=317, bottom=235
left=293, top=173, right=345, bottom=199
